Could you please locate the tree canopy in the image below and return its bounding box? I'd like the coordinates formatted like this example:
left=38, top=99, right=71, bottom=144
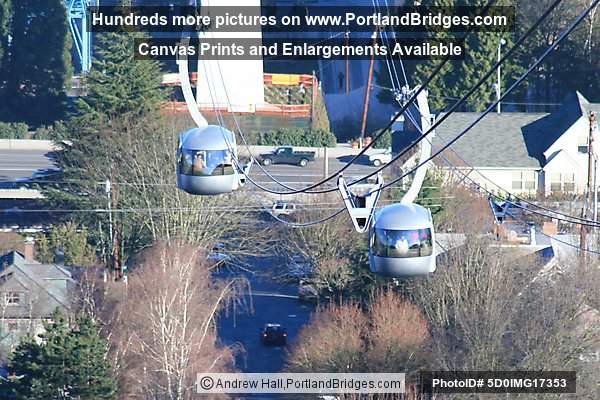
left=0, top=0, right=71, bottom=125
left=4, top=311, right=117, bottom=400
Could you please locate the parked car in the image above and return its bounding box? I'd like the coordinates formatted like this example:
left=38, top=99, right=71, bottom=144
left=298, top=279, right=318, bottom=302
left=271, top=201, right=298, bottom=217
left=259, top=146, right=315, bottom=167
left=368, top=148, right=392, bottom=167
left=259, top=323, right=287, bottom=345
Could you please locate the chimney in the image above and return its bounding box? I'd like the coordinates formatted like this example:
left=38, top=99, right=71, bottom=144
left=24, top=237, right=35, bottom=261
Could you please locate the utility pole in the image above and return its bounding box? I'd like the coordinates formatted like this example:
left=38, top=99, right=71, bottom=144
left=360, top=28, right=378, bottom=147
left=344, top=31, right=350, bottom=94
left=592, top=112, right=598, bottom=222
left=588, top=112, right=595, bottom=215
left=496, top=38, right=506, bottom=114
left=104, top=179, right=113, bottom=253
left=581, top=111, right=597, bottom=259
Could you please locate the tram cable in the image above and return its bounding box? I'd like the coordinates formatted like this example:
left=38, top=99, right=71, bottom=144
left=364, top=0, right=598, bottom=196
left=199, top=0, right=503, bottom=195
left=377, top=0, right=600, bottom=230
left=208, top=0, right=562, bottom=196
left=435, top=147, right=600, bottom=254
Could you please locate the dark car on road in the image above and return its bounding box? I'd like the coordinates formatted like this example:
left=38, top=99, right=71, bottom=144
left=259, top=323, right=287, bottom=346
left=259, top=146, right=315, bottom=167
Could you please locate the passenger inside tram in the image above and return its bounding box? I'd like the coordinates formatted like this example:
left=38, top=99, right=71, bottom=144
left=372, top=228, right=433, bottom=258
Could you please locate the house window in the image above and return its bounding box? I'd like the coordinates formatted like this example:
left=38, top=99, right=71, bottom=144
left=524, top=171, right=536, bottom=190
left=550, top=173, right=562, bottom=192
left=3, top=292, right=21, bottom=305
left=7, top=322, right=18, bottom=332
left=578, top=135, right=589, bottom=154
left=511, top=171, right=523, bottom=190
left=564, top=173, right=575, bottom=192
left=512, top=171, right=536, bottom=191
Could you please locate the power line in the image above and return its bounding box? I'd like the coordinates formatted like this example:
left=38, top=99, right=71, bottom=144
left=401, top=101, right=600, bottom=228
left=375, top=0, right=598, bottom=197
left=208, top=0, right=503, bottom=196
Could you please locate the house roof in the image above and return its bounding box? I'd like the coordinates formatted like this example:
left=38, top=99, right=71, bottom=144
left=0, top=251, right=73, bottom=319
left=432, top=112, right=546, bottom=168
left=431, top=91, right=600, bottom=169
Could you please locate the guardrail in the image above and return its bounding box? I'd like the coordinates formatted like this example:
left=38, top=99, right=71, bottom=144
left=0, top=139, right=60, bottom=151
left=0, top=189, right=44, bottom=199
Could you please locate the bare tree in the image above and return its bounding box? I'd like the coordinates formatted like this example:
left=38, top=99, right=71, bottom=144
left=278, top=193, right=361, bottom=263
left=413, top=237, right=522, bottom=372
left=53, top=113, right=275, bottom=272
left=287, top=291, right=430, bottom=372
left=411, top=233, right=600, bottom=400
left=311, top=257, right=353, bottom=296
left=365, top=291, right=430, bottom=374
left=287, top=301, right=367, bottom=373
left=107, top=241, right=246, bottom=400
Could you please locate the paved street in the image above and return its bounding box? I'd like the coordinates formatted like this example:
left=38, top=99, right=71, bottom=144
left=216, top=257, right=315, bottom=373
left=248, top=156, right=380, bottom=190
left=0, top=149, right=57, bottom=182
left=0, top=148, right=378, bottom=187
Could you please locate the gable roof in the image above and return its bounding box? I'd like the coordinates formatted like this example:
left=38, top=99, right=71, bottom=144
left=432, top=112, right=546, bottom=168
left=522, top=92, right=590, bottom=164
left=0, top=251, right=73, bottom=318
left=431, top=92, right=600, bottom=169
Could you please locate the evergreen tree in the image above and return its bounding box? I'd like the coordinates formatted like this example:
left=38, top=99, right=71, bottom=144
left=4, top=310, right=117, bottom=400
left=36, top=222, right=97, bottom=266
left=0, top=0, right=10, bottom=78
left=66, top=316, right=117, bottom=400
left=413, top=0, right=521, bottom=112
left=2, top=0, right=71, bottom=125
left=75, top=31, right=166, bottom=119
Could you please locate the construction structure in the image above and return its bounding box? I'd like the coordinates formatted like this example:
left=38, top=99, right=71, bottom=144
left=65, top=0, right=97, bottom=73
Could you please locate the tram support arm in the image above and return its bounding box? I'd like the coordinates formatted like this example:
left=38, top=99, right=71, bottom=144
left=338, top=173, right=383, bottom=233
left=239, top=159, right=253, bottom=187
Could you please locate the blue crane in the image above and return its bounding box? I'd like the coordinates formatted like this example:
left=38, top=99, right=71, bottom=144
left=65, top=0, right=98, bottom=73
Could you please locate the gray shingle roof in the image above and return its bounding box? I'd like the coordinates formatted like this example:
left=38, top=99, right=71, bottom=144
left=431, top=91, right=600, bottom=169
left=432, top=112, right=547, bottom=168
left=0, top=251, right=73, bottom=319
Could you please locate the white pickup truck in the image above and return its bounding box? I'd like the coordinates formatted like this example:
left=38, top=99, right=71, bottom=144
left=368, top=148, right=392, bottom=167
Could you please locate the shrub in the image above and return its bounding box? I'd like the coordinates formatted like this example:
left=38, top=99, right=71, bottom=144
left=0, top=122, right=29, bottom=139
left=32, top=121, right=67, bottom=140
left=369, top=128, right=391, bottom=149
left=256, top=127, right=336, bottom=147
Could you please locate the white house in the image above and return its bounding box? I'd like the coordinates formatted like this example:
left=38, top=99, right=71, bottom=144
left=430, top=92, right=600, bottom=196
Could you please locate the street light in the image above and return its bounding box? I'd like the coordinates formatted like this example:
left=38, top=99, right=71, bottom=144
left=497, top=37, right=507, bottom=114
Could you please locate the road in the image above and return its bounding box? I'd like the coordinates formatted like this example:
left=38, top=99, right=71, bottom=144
left=0, top=149, right=378, bottom=187
left=248, top=156, right=379, bottom=192
left=216, top=257, right=316, bottom=373
left=0, top=149, right=57, bottom=182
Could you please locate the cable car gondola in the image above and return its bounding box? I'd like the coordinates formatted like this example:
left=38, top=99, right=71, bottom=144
left=338, top=88, right=437, bottom=278
left=176, top=125, right=248, bottom=195
left=369, top=203, right=436, bottom=277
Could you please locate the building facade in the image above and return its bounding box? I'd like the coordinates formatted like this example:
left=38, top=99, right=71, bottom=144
left=430, top=92, right=600, bottom=196
left=0, top=251, right=73, bottom=359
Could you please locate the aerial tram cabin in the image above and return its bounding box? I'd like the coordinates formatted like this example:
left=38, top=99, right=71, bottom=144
left=369, top=203, right=435, bottom=277
left=176, top=125, right=249, bottom=195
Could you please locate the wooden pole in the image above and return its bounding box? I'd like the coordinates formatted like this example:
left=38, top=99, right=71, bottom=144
left=345, top=31, right=350, bottom=94
left=581, top=111, right=596, bottom=261
left=359, top=28, right=378, bottom=147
